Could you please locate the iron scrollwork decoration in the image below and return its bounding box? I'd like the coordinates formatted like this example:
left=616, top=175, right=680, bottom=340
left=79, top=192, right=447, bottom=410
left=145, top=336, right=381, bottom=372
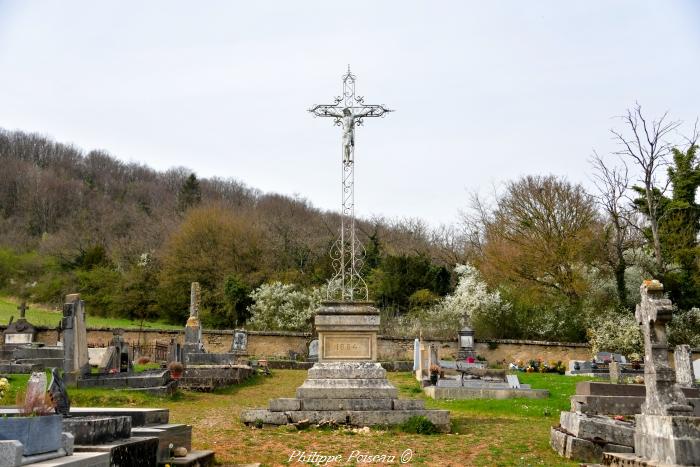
left=308, top=66, right=393, bottom=301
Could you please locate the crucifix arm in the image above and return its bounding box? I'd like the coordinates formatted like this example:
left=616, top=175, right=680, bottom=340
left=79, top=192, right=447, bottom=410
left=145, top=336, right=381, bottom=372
left=308, top=105, right=344, bottom=118
left=353, top=105, right=393, bottom=118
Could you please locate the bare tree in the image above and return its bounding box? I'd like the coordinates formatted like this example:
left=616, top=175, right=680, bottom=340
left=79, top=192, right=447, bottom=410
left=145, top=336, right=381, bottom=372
left=590, top=152, right=636, bottom=307
left=610, top=103, right=681, bottom=273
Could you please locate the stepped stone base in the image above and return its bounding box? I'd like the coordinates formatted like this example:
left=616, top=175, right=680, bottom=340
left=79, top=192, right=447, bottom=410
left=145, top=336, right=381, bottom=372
left=241, top=362, right=450, bottom=432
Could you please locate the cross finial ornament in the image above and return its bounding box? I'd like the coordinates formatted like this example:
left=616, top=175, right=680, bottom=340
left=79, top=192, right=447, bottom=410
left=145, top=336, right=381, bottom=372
left=308, top=68, right=393, bottom=301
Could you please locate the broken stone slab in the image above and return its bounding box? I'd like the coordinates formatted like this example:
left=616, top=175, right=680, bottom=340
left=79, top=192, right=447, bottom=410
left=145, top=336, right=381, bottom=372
left=306, top=362, right=387, bottom=380
left=559, top=411, right=635, bottom=447
left=634, top=414, right=700, bottom=466
left=565, top=435, right=602, bottom=462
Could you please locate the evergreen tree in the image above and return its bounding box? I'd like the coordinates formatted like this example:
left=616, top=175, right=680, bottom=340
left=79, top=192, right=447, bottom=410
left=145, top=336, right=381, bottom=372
left=178, top=173, right=201, bottom=212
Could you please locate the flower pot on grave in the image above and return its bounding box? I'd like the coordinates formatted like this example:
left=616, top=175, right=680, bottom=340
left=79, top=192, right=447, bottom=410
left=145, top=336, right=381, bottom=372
left=429, top=374, right=438, bottom=385
left=0, top=414, right=63, bottom=455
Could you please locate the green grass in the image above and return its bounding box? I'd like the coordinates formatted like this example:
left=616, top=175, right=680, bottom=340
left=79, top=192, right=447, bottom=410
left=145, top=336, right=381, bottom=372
left=0, top=295, right=180, bottom=330
left=1, top=370, right=594, bottom=465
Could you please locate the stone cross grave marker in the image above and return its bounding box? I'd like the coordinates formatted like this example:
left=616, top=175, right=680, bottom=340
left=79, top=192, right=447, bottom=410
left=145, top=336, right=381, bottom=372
left=674, top=344, right=696, bottom=388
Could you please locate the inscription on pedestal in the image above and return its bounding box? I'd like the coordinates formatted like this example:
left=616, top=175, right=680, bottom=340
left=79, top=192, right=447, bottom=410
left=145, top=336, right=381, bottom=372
left=323, top=335, right=372, bottom=360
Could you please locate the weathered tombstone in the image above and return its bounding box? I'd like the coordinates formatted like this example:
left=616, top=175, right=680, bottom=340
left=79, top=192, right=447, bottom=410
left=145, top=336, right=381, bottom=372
left=674, top=344, right=696, bottom=388
left=230, top=330, right=248, bottom=354
left=2, top=302, right=36, bottom=349
left=631, top=280, right=698, bottom=466
left=694, top=359, right=700, bottom=383
left=182, top=283, right=204, bottom=357
left=307, top=338, right=319, bottom=362
left=609, top=361, right=621, bottom=384
left=61, top=294, right=90, bottom=383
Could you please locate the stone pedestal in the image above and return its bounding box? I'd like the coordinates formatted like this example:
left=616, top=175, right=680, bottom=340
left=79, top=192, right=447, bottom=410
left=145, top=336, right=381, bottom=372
left=315, top=302, right=378, bottom=362
left=241, top=301, right=450, bottom=431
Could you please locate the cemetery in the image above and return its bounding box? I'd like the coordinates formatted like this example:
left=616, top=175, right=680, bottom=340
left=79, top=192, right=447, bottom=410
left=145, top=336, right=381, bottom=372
left=1, top=4, right=700, bottom=465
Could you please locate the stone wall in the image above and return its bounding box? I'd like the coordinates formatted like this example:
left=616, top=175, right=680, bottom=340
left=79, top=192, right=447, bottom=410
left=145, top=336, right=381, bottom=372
left=4, top=326, right=698, bottom=365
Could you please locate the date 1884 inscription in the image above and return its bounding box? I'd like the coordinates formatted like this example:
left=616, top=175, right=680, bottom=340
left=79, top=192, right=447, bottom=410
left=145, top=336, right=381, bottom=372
left=323, top=335, right=372, bottom=360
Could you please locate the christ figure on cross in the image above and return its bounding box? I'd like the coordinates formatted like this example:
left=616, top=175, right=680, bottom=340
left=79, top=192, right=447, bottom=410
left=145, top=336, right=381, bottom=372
left=315, top=106, right=380, bottom=163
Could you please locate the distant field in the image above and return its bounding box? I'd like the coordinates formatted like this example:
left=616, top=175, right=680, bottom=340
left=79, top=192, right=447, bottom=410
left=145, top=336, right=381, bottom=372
left=0, top=296, right=180, bottom=330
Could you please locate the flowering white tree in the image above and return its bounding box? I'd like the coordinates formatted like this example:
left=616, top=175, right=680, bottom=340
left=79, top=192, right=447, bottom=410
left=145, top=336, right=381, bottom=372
left=434, top=263, right=509, bottom=326
left=247, top=282, right=323, bottom=331
left=587, top=312, right=643, bottom=358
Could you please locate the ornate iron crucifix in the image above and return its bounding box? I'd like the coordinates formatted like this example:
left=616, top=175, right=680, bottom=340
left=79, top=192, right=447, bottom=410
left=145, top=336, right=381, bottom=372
left=309, top=67, right=393, bottom=301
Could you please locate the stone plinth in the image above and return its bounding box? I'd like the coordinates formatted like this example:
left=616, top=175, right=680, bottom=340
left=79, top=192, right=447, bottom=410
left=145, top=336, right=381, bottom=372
left=634, top=414, right=700, bottom=466
left=241, top=360, right=450, bottom=431
left=315, top=302, right=379, bottom=362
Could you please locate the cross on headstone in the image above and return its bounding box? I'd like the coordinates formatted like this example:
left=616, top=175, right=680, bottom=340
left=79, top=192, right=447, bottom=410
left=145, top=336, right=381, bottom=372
left=635, top=280, right=693, bottom=415
left=17, top=302, right=27, bottom=320
left=308, top=66, right=393, bottom=301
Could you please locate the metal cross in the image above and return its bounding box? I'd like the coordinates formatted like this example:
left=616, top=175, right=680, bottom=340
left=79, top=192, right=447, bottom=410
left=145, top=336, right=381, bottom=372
left=18, top=301, right=27, bottom=319
left=309, top=66, right=393, bottom=301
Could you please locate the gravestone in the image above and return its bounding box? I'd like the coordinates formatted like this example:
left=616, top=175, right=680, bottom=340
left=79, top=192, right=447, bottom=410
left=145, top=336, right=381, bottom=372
left=307, top=339, right=318, bottom=362
left=674, top=344, right=696, bottom=388
left=106, top=329, right=131, bottom=373
left=609, top=361, right=621, bottom=384
left=182, top=282, right=204, bottom=358
left=167, top=338, right=180, bottom=363
left=2, top=302, right=36, bottom=349
left=628, top=281, right=699, bottom=466
left=61, top=294, right=90, bottom=384
left=230, top=330, right=248, bottom=354
left=694, top=359, right=700, bottom=383
left=25, top=371, right=47, bottom=410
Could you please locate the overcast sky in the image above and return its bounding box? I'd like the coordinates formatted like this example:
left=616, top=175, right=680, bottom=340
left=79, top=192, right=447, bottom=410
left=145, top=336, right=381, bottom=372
left=1, top=1, right=698, bottom=226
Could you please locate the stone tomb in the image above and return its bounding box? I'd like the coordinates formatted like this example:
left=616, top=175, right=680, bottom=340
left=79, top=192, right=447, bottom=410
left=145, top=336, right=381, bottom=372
left=241, top=301, right=450, bottom=431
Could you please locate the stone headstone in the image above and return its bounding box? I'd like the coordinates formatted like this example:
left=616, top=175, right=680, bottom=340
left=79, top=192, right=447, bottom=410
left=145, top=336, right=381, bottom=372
left=694, top=359, right=700, bottom=383
left=308, top=339, right=319, bottom=362
left=674, top=344, right=696, bottom=388
left=609, top=361, right=621, bottom=384
left=25, top=371, right=47, bottom=411
left=231, top=330, right=248, bottom=353
left=61, top=294, right=89, bottom=383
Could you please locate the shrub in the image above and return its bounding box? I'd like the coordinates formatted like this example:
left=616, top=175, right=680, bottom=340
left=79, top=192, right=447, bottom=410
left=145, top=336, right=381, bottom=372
left=400, top=416, right=438, bottom=435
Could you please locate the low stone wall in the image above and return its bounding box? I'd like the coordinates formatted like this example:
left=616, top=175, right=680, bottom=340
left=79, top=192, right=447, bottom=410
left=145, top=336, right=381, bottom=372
left=3, top=326, right=698, bottom=366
